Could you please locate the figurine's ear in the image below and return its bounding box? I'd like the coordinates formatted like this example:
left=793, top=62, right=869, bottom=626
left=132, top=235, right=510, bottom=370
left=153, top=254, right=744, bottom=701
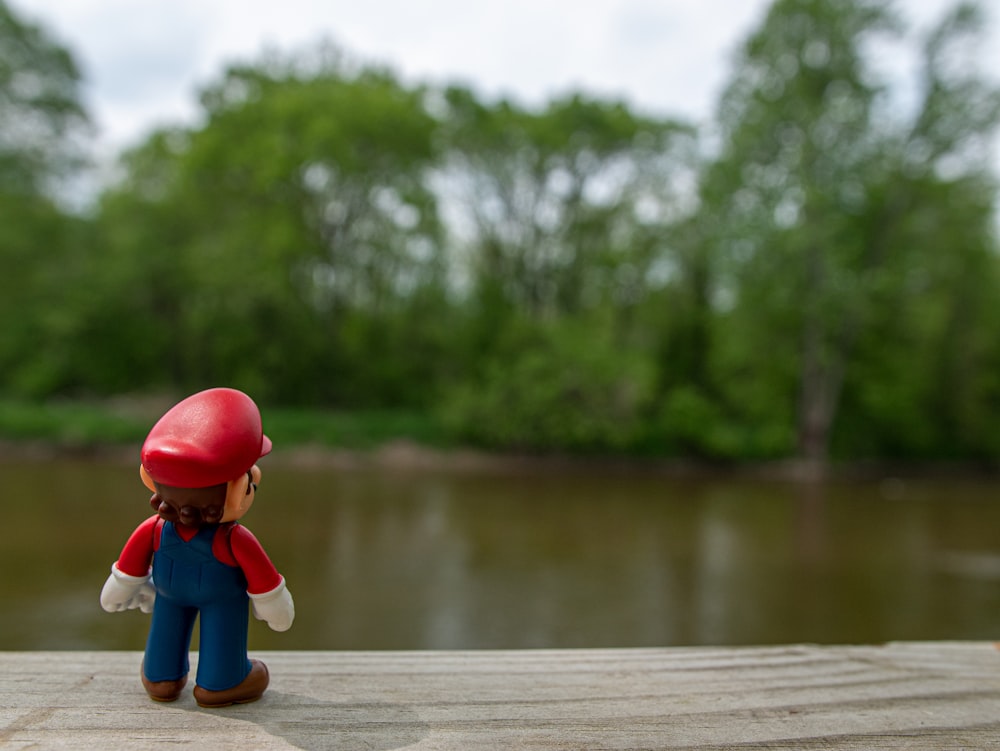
left=139, top=464, right=156, bottom=493
left=222, top=464, right=259, bottom=522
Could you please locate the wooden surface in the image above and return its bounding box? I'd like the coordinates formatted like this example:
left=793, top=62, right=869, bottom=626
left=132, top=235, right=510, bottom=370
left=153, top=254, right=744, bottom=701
left=2, top=643, right=1000, bottom=749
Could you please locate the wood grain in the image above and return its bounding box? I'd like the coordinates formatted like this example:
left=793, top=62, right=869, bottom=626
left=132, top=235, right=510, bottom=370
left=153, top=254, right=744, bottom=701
left=2, top=643, right=1000, bottom=749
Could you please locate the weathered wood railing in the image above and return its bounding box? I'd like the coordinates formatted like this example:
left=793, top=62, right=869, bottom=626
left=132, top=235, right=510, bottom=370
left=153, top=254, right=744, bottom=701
left=3, top=643, right=1000, bottom=749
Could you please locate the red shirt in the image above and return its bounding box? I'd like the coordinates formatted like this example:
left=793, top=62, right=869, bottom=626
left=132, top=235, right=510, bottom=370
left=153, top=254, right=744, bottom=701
left=116, top=515, right=283, bottom=595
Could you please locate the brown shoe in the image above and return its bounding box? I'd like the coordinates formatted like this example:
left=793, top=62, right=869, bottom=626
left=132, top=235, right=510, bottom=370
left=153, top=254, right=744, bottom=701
left=140, top=663, right=188, bottom=702
left=193, top=659, right=269, bottom=708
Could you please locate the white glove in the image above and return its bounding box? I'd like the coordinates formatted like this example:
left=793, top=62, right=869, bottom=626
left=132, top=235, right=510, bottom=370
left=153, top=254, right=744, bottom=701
left=100, top=563, right=156, bottom=614
left=249, top=577, right=295, bottom=632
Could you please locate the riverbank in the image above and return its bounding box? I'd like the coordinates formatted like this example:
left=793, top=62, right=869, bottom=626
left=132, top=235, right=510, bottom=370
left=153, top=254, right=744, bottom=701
left=0, top=396, right=448, bottom=453
left=2, top=434, right=998, bottom=486
left=0, top=397, right=997, bottom=482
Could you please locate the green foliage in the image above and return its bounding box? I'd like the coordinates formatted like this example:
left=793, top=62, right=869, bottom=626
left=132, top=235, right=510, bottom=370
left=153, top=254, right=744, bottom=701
left=264, top=407, right=447, bottom=450
left=0, top=0, right=89, bottom=195
left=440, top=86, right=695, bottom=323
left=0, top=1, right=93, bottom=398
left=0, top=398, right=149, bottom=446
left=645, top=386, right=794, bottom=460
left=88, top=48, right=450, bottom=406
left=441, top=318, right=655, bottom=452
left=1, top=2, right=999, bottom=464
left=0, top=398, right=446, bottom=450
left=695, top=0, right=1000, bottom=462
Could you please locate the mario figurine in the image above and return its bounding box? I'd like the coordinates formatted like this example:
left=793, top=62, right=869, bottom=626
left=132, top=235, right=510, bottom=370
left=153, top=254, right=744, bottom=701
left=100, top=387, right=294, bottom=707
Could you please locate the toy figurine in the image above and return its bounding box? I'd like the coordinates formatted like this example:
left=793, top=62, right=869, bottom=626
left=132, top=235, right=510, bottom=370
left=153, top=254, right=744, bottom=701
left=100, top=387, right=294, bottom=708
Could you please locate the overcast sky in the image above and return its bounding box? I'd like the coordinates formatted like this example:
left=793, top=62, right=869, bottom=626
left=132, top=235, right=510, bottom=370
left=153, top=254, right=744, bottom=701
left=9, top=0, right=993, bottom=156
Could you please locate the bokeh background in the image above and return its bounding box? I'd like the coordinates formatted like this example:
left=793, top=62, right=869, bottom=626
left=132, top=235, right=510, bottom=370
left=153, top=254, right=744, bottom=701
left=1, top=0, right=999, bottom=649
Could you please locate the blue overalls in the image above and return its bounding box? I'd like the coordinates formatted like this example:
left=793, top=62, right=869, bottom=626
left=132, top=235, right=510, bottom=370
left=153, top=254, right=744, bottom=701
left=143, top=522, right=252, bottom=692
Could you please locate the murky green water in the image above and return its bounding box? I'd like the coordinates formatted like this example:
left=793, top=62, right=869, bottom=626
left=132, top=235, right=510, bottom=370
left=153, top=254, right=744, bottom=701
left=3, top=456, right=999, bottom=650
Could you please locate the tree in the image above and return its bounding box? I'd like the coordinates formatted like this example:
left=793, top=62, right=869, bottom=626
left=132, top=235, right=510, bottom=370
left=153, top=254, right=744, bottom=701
left=0, top=1, right=92, bottom=397
left=439, top=88, right=694, bottom=325
left=91, top=45, right=451, bottom=405
left=82, top=131, right=199, bottom=393
left=434, top=89, right=696, bottom=450
left=0, top=0, right=89, bottom=196
left=834, top=2, right=1000, bottom=459
left=698, top=0, right=1000, bottom=463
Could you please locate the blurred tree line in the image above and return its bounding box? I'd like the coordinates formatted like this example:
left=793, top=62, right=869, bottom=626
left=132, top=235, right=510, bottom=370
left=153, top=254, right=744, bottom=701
left=2, top=0, right=999, bottom=463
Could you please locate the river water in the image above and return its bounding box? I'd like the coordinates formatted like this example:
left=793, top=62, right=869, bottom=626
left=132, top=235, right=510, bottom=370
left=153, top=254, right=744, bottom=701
left=3, top=456, right=999, bottom=650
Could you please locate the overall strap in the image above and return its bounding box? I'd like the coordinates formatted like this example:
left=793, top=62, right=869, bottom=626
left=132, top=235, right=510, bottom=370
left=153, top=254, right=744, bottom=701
left=150, top=516, right=239, bottom=567
left=152, top=516, right=165, bottom=551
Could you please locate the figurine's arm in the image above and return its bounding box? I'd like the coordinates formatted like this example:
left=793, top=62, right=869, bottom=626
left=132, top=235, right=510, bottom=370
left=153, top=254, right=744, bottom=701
left=116, top=515, right=159, bottom=576
left=229, top=525, right=295, bottom=632
left=100, top=515, right=159, bottom=614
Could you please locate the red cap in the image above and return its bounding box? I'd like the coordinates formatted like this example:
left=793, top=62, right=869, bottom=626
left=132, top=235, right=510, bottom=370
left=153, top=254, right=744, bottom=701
left=141, top=388, right=273, bottom=488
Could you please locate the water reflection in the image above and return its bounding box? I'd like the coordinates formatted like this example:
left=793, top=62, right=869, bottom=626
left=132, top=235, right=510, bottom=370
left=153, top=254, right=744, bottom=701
left=2, top=457, right=998, bottom=650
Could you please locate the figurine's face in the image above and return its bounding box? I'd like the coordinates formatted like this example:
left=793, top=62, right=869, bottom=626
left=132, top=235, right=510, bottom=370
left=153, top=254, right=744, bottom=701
left=149, top=482, right=228, bottom=529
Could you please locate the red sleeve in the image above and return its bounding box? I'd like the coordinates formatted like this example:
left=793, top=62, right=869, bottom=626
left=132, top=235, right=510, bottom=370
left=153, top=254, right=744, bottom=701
left=228, top=525, right=283, bottom=595
left=116, top=515, right=159, bottom=577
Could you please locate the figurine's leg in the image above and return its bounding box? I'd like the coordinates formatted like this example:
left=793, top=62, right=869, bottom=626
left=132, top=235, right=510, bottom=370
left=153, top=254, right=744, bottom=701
left=193, top=594, right=250, bottom=691
left=143, top=598, right=197, bottom=694
left=193, top=594, right=269, bottom=708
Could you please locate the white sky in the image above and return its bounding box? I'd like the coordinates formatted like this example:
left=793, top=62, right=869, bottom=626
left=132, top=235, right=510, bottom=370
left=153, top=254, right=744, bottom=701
left=8, top=0, right=994, bottom=157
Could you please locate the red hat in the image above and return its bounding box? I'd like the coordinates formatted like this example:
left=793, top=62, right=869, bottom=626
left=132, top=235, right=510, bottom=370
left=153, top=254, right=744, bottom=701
left=141, top=388, right=273, bottom=488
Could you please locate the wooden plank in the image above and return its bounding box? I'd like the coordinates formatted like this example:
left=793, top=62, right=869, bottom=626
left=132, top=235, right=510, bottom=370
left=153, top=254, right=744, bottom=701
left=2, top=643, right=1000, bottom=749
